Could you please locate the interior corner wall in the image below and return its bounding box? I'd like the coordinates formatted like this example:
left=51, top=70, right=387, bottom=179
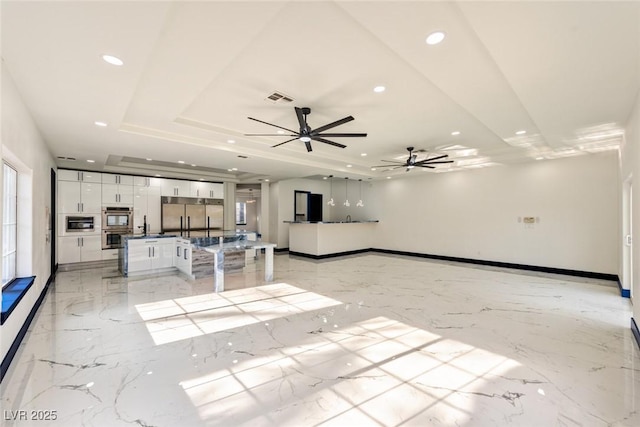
left=1, top=64, right=56, bottom=368
left=369, top=151, right=619, bottom=275
left=270, top=177, right=377, bottom=249
left=621, top=89, right=640, bottom=321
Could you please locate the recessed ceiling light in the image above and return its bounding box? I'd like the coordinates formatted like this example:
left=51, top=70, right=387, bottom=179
left=277, top=130, right=285, bottom=134
left=146, top=158, right=152, bottom=161
left=178, top=160, right=185, bottom=164
left=373, top=86, right=385, bottom=93
left=451, top=131, right=461, bottom=136
left=371, top=167, right=377, bottom=171
left=94, top=121, right=107, bottom=127
left=227, top=139, right=236, bottom=144
left=199, top=178, right=204, bottom=181
left=155, top=174, right=162, bottom=177
left=227, top=168, right=233, bottom=172
left=323, top=177, right=328, bottom=180
left=86, top=159, right=95, bottom=163
left=361, top=153, right=367, bottom=157
left=536, top=157, right=544, bottom=160
left=232, top=168, right=238, bottom=171
left=386, top=176, right=392, bottom=179
left=426, top=31, right=446, bottom=45
left=191, top=164, right=196, bottom=167
left=346, top=164, right=352, bottom=168
left=102, top=54, right=123, bottom=66
left=265, top=179, right=270, bottom=182
left=516, top=130, right=527, bottom=135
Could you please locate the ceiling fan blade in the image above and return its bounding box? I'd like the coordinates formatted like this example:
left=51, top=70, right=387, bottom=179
left=311, top=116, right=354, bottom=134
left=272, top=138, right=298, bottom=148
left=294, top=107, right=307, bottom=132
left=421, top=160, right=454, bottom=165
left=379, top=159, right=404, bottom=163
left=416, top=164, right=435, bottom=169
left=304, top=140, right=313, bottom=152
left=315, top=133, right=367, bottom=138
left=245, top=133, right=296, bottom=137
left=311, top=136, right=346, bottom=149
left=415, top=154, right=449, bottom=163
left=248, top=117, right=297, bottom=134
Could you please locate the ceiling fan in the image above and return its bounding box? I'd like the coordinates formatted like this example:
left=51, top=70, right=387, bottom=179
left=245, top=106, right=367, bottom=152
left=372, top=146, right=454, bottom=172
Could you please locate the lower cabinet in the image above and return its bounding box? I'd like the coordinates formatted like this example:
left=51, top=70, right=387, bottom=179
left=58, top=235, right=102, bottom=264
left=127, top=238, right=176, bottom=274
left=175, top=238, right=192, bottom=276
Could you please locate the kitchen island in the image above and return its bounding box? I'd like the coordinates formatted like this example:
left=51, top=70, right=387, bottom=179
left=285, top=221, right=378, bottom=258
left=119, top=232, right=273, bottom=290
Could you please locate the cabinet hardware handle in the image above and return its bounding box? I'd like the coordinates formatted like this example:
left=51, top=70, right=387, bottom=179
left=78, top=203, right=81, bottom=212
left=184, top=249, right=188, bottom=260
left=177, top=247, right=180, bottom=256
left=81, top=203, right=84, bottom=212
left=148, top=247, right=151, bottom=257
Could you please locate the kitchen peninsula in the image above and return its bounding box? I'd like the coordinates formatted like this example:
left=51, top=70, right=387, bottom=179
left=286, top=220, right=378, bottom=258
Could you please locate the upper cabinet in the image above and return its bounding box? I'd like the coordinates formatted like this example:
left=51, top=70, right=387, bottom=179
left=58, top=181, right=102, bottom=213
left=102, top=174, right=134, bottom=206
left=102, top=174, right=134, bottom=185
left=58, top=169, right=101, bottom=183
left=161, top=179, right=191, bottom=197
left=134, top=176, right=163, bottom=188
left=190, top=182, right=224, bottom=199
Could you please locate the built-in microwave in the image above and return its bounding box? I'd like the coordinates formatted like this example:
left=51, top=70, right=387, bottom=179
left=66, top=216, right=95, bottom=232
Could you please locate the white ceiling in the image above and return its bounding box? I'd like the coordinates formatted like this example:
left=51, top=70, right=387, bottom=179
left=2, top=1, right=638, bottom=183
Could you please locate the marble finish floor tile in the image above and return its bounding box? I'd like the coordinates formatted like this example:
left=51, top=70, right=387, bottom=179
left=1, top=254, right=639, bottom=426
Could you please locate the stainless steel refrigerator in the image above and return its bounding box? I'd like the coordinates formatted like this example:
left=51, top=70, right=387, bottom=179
left=161, top=197, right=224, bottom=236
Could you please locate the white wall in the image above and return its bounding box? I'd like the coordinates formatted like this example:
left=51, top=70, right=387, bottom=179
left=369, top=152, right=619, bottom=275
left=1, top=65, right=56, bottom=366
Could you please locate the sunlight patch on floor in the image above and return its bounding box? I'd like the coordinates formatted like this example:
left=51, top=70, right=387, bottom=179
left=135, top=283, right=343, bottom=345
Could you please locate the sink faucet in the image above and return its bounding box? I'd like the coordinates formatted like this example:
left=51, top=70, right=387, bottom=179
left=346, top=215, right=352, bottom=223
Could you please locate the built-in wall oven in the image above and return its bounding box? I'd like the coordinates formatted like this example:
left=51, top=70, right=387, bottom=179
left=102, top=207, right=133, bottom=249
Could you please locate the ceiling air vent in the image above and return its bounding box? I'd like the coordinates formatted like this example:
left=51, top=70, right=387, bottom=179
left=265, top=91, right=294, bottom=103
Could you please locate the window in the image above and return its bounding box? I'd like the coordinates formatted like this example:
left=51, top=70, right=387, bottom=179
left=235, top=202, right=246, bottom=225
left=3, top=162, right=18, bottom=287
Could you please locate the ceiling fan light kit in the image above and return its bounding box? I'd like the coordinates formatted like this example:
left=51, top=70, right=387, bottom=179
left=246, top=106, right=367, bottom=152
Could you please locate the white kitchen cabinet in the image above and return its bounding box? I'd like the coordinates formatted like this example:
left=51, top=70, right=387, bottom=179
left=161, top=179, right=190, bottom=197
left=133, top=185, right=161, bottom=234
left=134, top=176, right=163, bottom=188
left=102, top=183, right=134, bottom=206
left=190, top=182, right=224, bottom=199
left=58, top=181, right=102, bottom=213
left=58, top=235, right=102, bottom=264
left=175, top=238, right=192, bottom=276
left=58, top=169, right=102, bottom=183
left=127, top=238, right=176, bottom=274
left=102, top=174, right=134, bottom=185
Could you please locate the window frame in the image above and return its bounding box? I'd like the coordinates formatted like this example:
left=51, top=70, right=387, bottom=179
left=2, top=162, right=18, bottom=289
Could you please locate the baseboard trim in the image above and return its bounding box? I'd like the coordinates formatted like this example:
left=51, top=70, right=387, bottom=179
left=370, top=248, right=619, bottom=282
left=632, top=318, right=640, bottom=351
left=289, top=249, right=370, bottom=260
left=617, top=279, right=631, bottom=298
left=1, top=274, right=53, bottom=383
left=274, top=247, right=289, bottom=253
left=288, top=247, right=619, bottom=282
